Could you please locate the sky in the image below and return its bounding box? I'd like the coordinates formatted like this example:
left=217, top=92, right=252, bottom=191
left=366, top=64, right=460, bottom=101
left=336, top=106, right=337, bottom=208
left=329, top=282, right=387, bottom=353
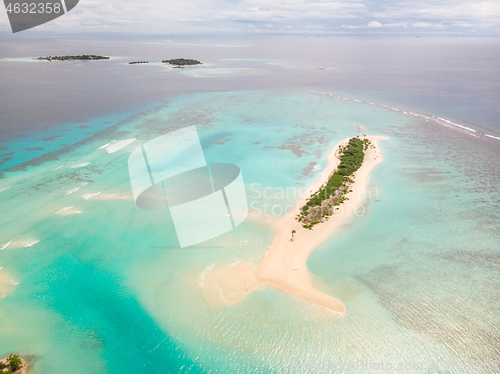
left=1, top=0, right=500, bottom=35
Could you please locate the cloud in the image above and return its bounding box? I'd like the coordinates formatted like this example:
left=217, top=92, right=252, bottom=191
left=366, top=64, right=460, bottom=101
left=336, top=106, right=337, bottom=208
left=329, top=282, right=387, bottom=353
left=0, top=0, right=499, bottom=35
left=367, top=21, right=383, bottom=28
left=412, top=22, right=433, bottom=28
left=384, top=22, right=407, bottom=28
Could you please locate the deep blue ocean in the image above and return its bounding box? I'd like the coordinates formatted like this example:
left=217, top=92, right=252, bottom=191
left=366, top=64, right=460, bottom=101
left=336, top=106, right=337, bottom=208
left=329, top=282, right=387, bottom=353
left=0, top=35, right=499, bottom=373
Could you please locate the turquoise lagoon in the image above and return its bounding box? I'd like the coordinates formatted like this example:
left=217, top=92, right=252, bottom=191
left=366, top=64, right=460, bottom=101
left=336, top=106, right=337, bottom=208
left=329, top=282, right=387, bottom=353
left=0, top=90, right=499, bottom=373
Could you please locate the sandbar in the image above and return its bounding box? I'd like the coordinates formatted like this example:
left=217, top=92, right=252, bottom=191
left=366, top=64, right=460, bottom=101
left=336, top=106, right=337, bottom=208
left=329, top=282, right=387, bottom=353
left=255, top=136, right=389, bottom=314
left=198, top=136, right=388, bottom=314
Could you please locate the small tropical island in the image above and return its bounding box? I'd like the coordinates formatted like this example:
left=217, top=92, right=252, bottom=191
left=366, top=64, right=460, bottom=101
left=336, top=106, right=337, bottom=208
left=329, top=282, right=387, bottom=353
left=298, top=137, right=374, bottom=229
left=254, top=135, right=387, bottom=315
left=200, top=135, right=389, bottom=315
left=162, top=58, right=202, bottom=67
left=0, top=354, right=26, bottom=373
left=37, top=55, right=110, bottom=61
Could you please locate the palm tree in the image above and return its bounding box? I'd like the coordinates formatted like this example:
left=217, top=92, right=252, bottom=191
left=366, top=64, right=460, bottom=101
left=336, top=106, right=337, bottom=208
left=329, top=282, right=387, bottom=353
left=291, top=229, right=296, bottom=241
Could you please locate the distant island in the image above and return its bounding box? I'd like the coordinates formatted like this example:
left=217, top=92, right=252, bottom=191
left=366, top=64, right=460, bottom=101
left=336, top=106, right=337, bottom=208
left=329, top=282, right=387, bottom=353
left=162, top=58, right=202, bottom=67
left=37, top=55, right=110, bottom=61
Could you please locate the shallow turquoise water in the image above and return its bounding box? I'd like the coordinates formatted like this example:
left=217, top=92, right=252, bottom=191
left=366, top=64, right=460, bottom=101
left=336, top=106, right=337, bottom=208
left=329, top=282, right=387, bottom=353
left=0, top=90, right=499, bottom=373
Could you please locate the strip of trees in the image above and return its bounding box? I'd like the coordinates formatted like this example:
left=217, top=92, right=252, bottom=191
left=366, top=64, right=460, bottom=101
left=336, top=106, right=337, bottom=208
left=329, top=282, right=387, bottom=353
left=0, top=354, right=23, bottom=373
left=297, top=137, right=372, bottom=229
left=162, top=58, right=202, bottom=66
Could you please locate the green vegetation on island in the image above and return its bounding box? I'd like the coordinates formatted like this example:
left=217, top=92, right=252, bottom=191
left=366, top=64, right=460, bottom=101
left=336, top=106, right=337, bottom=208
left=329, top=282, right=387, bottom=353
left=162, top=58, right=202, bottom=66
left=297, top=137, right=374, bottom=229
left=0, top=354, right=23, bottom=373
left=37, top=55, right=110, bottom=61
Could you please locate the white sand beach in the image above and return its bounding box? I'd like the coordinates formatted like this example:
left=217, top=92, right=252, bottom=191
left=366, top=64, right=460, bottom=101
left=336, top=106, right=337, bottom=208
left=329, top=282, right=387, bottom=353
left=201, top=136, right=388, bottom=314
left=256, top=135, right=389, bottom=314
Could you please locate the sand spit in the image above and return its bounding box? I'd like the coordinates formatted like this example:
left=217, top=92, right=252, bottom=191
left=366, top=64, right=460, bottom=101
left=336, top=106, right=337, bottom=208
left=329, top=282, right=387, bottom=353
left=200, top=262, right=260, bottom=307
left=255, top=136, right=388, bottom=314
left=200, top=136, right=388, bottom=314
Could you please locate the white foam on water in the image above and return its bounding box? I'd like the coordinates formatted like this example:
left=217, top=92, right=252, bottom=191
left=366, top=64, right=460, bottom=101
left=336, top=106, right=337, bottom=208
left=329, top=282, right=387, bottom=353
left=55, top=207, right=83, bottom=215
left=0, top=186, right=10, bottom=193
left=306, top=90, right=480, bottom=138
left=53, top=206, right=74, bottom=215
left=95, top=193, right=131, bottom=200
left=52, top=165, right=64, bottom=171
left=98, top=140, right=116, bottom=149
left=198, top=263, right=215, bottom=289
left=437, top=117, right=477, bottom=132
left=0, top=267, right=3, bottom=270
left=485, top=134, right=500, bottom=141
left=82, top=192, right=101, bottom=200
left=19, top=239, right=40, bottom=248
left=0, top=235, right=22, bottom=250
left=217, top=287, right=227, bottom=305
left=66, top=187, right=81, bottom=195
left=10, top=281, right=20, bottom=286
left=105, top=138, right=136, bottom=153
left=70, top=162, right=91, bottom=168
